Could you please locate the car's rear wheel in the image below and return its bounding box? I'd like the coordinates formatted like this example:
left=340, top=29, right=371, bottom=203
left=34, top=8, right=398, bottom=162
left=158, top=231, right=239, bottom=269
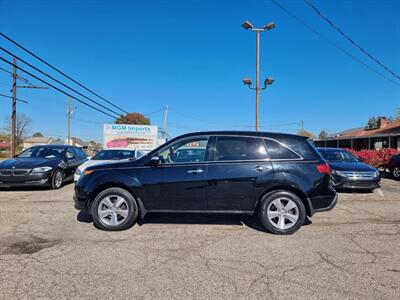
left=258, top=190, right=306, bottom=235
left=91, top=187, right=138, bottom=231
left=392, top=167, right=400, bottom=180
left=51, top=169, right=63, bottom=189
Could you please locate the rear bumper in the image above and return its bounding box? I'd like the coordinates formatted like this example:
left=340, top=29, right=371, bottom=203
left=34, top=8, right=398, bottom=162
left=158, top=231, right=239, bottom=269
left=308, top=186, right=338, bottom=216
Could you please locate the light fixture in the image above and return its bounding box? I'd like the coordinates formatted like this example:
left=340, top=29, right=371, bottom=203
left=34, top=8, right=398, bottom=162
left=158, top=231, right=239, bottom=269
left=242, top=78, right=253, bottom=85
left=241, top=20, right=254, bottom=30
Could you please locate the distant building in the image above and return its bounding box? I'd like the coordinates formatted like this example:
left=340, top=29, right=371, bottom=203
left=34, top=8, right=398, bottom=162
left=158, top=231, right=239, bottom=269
left=314, top=117, right=400, bottom=150
left=0, top=141, right=10, bottom=151
left=23, top=137, right=53, bottom=149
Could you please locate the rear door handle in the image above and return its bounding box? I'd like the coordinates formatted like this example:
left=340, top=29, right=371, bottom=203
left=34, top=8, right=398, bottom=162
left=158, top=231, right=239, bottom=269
left=187, top=169, right=204, bottom=174
left=254, top=166, right=264, bottom=172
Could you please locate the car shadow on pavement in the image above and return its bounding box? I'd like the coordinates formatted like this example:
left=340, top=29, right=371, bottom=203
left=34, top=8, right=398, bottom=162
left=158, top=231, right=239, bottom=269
left=76, top=212, right=313, bottom=234
left=0, top=181, right=74, bottom=192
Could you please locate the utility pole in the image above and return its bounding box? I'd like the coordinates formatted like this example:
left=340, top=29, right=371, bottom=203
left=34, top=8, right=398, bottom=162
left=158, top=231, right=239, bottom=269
left=241, top=20, right=276, bottom=131
left=163, top=105, right=169, bottom=140
left=301, top=120, right=304, bottom=136
left=11, top=58, right=17, bottom=157
left=67, top=98, right=73, bottom=145
left=8, top=58, right=48, bottom=157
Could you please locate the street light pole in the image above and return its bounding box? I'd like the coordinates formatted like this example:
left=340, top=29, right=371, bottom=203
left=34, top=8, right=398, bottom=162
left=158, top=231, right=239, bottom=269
left=255, top=30, right=260, bottom=131
left=241, top=21, right=276, bottom=131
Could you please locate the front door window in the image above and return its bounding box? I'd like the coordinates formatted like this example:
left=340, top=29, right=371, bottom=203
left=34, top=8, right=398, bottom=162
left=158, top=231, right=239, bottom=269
left=158, top=138, right=209, bottom=164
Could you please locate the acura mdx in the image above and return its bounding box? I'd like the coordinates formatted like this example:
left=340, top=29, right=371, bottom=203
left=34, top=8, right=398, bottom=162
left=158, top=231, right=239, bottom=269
left=74, top=131, right=337, bottom=234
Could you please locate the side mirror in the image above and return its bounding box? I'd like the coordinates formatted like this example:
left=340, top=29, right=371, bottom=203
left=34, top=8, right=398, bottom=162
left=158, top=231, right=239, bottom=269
left=13, top=154, right=19, bottom=158
left=148, top=156, right=161, bottom=166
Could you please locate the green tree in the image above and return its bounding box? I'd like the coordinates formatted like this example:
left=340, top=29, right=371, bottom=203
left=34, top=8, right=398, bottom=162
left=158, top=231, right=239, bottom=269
left=364, top=117, right=378, bottom=130
left=318, top=130, right=328, bottom=139
left=32, top=132, right=43, bottom=137
left=115, top=112, right=150, bottom=125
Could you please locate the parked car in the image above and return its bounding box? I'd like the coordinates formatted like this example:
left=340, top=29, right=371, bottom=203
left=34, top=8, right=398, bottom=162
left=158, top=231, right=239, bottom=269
left=74, top=131, right=337, bottom=234
left=74, top=148, right=145, bottom=182
left=388, top=153, right=400, bottom=180
left=0, top=145, right=87, bottom=189
left=317, top=148, right=380, bottom=191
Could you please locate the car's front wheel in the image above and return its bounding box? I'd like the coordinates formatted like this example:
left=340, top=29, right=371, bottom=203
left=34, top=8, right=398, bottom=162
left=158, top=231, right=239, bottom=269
left=392, top=167, right=400, bottom=180
left=51, top=169, right=64, bottom=189
left=258, top=190, right=306, bottom=235
left=91, top=187, right=138, bottom=231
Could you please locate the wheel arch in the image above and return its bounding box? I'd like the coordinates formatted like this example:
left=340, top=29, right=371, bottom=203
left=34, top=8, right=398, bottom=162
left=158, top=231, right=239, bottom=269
left=255, top=185, right=312, bottom=217
left=89, top=182, right=146, bottom=219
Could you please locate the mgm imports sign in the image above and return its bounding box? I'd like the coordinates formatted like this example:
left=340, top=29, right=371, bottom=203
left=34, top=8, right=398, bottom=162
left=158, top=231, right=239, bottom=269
left=103, top=124, right=158, bottom=151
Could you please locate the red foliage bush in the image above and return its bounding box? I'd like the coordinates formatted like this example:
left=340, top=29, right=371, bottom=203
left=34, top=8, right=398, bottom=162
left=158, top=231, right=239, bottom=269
left=343, top=148, right=400, bottom=168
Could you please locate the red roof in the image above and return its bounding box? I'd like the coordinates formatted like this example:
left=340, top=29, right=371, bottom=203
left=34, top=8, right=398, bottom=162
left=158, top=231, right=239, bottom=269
left=0, top=142, right=10, bottom=148
left=338, top=120, right=400, bottom=138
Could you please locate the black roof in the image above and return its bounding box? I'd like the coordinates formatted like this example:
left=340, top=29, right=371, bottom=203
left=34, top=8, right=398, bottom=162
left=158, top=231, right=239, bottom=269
left=174, top=131, right=307, bottom=140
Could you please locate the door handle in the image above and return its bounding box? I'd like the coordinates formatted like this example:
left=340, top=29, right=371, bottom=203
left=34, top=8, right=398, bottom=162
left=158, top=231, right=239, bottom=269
left=187, top=169, right=204, bottom=174
left=254, top=166, right=264, bottom=172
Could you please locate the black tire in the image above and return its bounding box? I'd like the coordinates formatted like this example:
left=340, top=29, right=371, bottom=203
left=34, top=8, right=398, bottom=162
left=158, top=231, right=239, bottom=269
left=258, top=190, right=306, bottom=235
left=91, top=187, right=138, bottom=231
left=392, top=166, right=400, bottom=180
left=51, top=169, right=64, bottom=189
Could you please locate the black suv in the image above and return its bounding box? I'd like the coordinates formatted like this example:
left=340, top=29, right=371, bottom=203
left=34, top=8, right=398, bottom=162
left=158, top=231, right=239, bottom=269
left=74, top=131, right=337, bottom=234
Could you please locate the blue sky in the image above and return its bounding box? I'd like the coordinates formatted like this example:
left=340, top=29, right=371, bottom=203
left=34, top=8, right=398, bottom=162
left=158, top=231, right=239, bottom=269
left=0, top=0, right=399, bottom=142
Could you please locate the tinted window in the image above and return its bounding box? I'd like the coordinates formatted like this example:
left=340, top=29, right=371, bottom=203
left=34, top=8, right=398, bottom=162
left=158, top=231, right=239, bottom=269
left=66, top=149, right=75, bottom=159
left=215, top=137, right=267, bottom=161
left=92, top=150, right=136, bottom=160
left=279, top=138, right=317, bottom=160
left=264, top=139, right=300, bottom=160
left=158, top=138, right=208, bottom=164
left=73, top=148, right=86, bottom=159
left=19, top=147, right=65, bottom=159
left=319, top=150, right=358, bottom=163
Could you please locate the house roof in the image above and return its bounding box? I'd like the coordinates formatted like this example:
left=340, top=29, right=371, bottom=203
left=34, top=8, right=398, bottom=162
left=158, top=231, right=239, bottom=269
left=23, top=137, right=52, bottom=143
left=0, top=142, right=10, bottom=148
left=334, top=120, right=400, bottom=138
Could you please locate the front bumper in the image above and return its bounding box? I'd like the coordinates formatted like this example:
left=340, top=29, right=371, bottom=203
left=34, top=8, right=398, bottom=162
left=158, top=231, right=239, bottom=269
left=331, top=175, right=380, bottom=190
left=0, top=172, right=51, bottom=188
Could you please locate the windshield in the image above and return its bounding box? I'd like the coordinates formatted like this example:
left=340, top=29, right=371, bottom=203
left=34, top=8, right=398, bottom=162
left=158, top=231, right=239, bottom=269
left=319, top=150, right=359, bottom=163
left=92, top=150, right=136, bottom=160
left=19, top=147, right=65, bottom=159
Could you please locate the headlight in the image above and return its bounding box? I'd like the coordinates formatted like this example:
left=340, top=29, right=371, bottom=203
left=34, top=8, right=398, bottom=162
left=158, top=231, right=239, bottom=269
left=374, top=170, right=380, bottom=177
left=31, top=166, right=53, bottom=173
left=75, top=168, right=82, bottom=175
left=332, top=170, right=345, bottom=177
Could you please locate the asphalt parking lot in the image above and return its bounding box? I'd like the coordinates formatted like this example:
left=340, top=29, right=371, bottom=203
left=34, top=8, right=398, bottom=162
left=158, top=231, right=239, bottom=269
left=1, top=179, right=399, bottom=299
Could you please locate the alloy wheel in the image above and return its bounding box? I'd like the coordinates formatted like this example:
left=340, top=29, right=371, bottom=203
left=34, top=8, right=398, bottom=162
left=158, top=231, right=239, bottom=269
left=393, top=167, right=400, bottom=179
left=266, top=197, right=299, bottom=230
left=54, top=170, right=63, bottom=188
left=97, top=195, right=129, bottom=226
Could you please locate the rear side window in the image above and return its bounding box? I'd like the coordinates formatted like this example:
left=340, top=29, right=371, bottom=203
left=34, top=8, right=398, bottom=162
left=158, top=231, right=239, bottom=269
left=215, top=137, right=268, bottom=161
left=279, top=137, right=319, bottom=160
left=264, top=139, right=300, bottom=160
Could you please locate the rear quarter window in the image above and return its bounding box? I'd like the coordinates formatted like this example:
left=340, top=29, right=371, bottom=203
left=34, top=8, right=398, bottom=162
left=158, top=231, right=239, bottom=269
left=275, top=137, right=319, bottom=160
left=264, top=139, right=300, bottom=160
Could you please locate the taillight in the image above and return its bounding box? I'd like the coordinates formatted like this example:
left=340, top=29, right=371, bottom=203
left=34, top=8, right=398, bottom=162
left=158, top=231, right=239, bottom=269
left=316, top=163, right=331, bottom=174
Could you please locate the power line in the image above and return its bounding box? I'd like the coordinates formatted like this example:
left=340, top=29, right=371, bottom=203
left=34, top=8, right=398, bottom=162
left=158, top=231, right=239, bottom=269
left=303, top=0, right=400, bottom=81
left=270, top=0, right=400, bottom=88
left=0, top=66, right=30, bottom=83
left=0, top=32, right=129, bottom=114
left=0, top=56, right=118, bottom=119
left=0, top=47, right=122, bottom=117
left=0, top=92, right=28, bottom=103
